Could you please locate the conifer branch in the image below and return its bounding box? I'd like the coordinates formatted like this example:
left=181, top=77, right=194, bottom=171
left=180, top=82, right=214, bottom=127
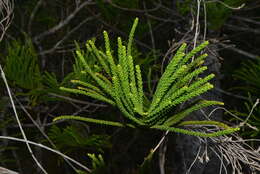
left=150, top=44, right=186, bottom=111
left=178, top=120, right=230, bottom=129
left=71, top=80, right=104, bottom=94
left=152, top=125, right=240, bottom=137
left=127, top=18, right=139, bottom=57
left=57, top=18, right=239, bottom=138
left=54, top=115, right=135, bottom=128
left=103, top=31, right=117, bottom=78
left=60, top=87, right=115, bottom=105
left=87, top=40, right=111, bottom=76
left=164, top=100, right=224, bottom=126
left=136, top=65, right=145, bottom=114
left=180, top=41, right=209, bottom=66
left=116, top=65, right=134, bottom=110
left=163, top=66, right=208, bottom=100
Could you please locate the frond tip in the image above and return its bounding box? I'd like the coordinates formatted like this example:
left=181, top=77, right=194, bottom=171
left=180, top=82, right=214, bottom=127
left=56, top=18, right=239, bottom=138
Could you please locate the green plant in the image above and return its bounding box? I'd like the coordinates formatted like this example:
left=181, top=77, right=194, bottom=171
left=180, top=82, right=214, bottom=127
left=54, top=18, right=239, bottom=137
left=4, top=39, right=42, bottom=90
left=3, top=38, right=83, bottom=105
left=3, top=38, right=46, bottom=106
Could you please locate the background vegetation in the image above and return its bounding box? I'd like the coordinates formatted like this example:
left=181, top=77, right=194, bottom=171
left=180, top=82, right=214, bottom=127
left=0, top=0, right=259, bottom=173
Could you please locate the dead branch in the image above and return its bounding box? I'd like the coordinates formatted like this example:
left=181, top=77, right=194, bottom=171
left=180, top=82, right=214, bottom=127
left=39, top=14, right=100, bottom=55
left=219, top=43, right=260, bottom=60
left=0, top=167, right=19, bottom=174
left=33, top=1, right=95, bottom=42
left=0, top=0, right=13, bottom=41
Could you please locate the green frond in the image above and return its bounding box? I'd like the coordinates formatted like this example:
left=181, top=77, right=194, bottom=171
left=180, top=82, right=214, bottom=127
left=117, top=37, right=124, bottom=65
left=148, top=82, right=213, bottom=123
left=76, top=50, right=90, bottom=70
left=180, top=41, right=209, bottom=66
left=152, top=125, right=240, bottom=137
left=53, top=115, right=135, bottom=128
left=74, top=50, right=114, bottom=97
left=151, top=44, right=186, bottom=100
left=90, top=72, right=114, bottom=97
left=87, top=153, right=106, bottom=171
left=95, top=73, right=113, bottom=87
left=98, top=50, right=109, bottom=63
left=87, top=40, right=111, bottom=76
left=77, top=86, right=104, bottom=97
left=43, top=72, right=59, bottom=89
left=4, top=39, right=42, bottom=89
left=149, top=65, right=187, bottom=113
left=103, top=31, right=117, bottom=77
left=163, top=66, right=208, bottom=100
left=127, top=18, right=139, bottom=57
left=186, top=74, right=215, bottom=92
left=136, top=65, right=144, bottom=114
left=171, top=83, right=213, bottom=105
left=58, top=18, right=237, bottom=138
left=186, top=53, right=208, bottom=69
left=177, top=66, right=208, bottom=86
left=128, top=56, right=137, bottom=92
left=116, top=65, right=129, bottom=91
left=72, top=54, right=88, bottom=81
left=162, top=43, right=186, bottom=77
left=60, top=87, right=115, bottom=105
left=121, top=45, right=128, bottom=69
left=127, top=55, right=140, bottom=113
left=164, top=100, right=224, bottom=126
left=149, top=43, right=188, bottom=112
left=120, top=45, right=131, bottom=95
left=164, top=43, right=187, bottom=74
left=146, top=86, right=189, bottom=125
left=71, top=80, right=103, bottom=94
left=129, top=85, right=140, bottom=114
left=112, top=76, right=144, bottom=125
left=115, top=66, right=135, bottom=117
left=111, top=75, right=121, bottom=100
left=169, top=55, right=208, bottom=90
left=103, top=31, right=112, bottom=55
left=85, top=42, right=93, bottom=52
left=116, top=65, right=134, bottom=108
left=120, top=94, right=135, bottom=117
left=178, top=120, right=230, bottom=129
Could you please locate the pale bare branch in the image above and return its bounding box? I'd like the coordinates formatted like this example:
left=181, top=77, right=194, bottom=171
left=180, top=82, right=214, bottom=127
left=0, top=0, right=13, bottom=41
left=33, top=1, right=95, bottom=42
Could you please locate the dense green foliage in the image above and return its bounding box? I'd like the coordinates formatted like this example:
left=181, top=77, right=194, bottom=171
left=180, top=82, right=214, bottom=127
left=4, top=39, right=41, bottom=90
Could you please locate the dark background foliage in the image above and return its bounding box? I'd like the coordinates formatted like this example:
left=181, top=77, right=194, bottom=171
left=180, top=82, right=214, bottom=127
left=0, top=0, right=259, bottom=173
